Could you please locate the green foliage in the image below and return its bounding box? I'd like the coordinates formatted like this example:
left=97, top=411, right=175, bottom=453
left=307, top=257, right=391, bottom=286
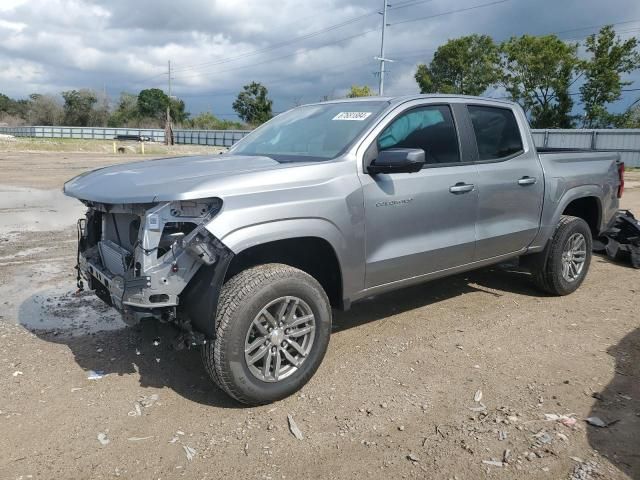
left=137, top=88, right=170, bottom=120
left=169, top=97, right=189, bottom=124
left=580, top=25, right=640, bottom=128
left=625, top=102, right=640, bottom=128
left=185, top=112, right=246, bottom=130
left=136, top=88, right=189, bottom=125
left=0, top=93, right=30, bottom=119
left=232, top=82, right=273, bottom=125
left=61, top=89, right=98, bottom=126
left=500, top=35, right=579, bottom=128
left=346, top=85, right=374, bottom=98
left=108, top=92, right=139, bottom=127
left=415, top=35, right=501, bottom=96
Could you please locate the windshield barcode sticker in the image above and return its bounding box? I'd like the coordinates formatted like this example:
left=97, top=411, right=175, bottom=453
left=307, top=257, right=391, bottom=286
left=332, top=112, right=372, bottom=121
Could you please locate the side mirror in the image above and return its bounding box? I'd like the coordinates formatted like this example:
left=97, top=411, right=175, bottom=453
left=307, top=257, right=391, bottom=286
left=367, top=148, right=425, bottom=175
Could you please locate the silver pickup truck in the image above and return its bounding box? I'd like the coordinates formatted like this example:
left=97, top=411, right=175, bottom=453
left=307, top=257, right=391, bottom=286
left=64, top=95, right=625, bottom=405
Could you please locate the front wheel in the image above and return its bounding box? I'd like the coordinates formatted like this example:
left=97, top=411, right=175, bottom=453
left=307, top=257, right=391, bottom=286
left=530, top=215, right=593, bottom=296
left=202, top=263, right=332, bottom=405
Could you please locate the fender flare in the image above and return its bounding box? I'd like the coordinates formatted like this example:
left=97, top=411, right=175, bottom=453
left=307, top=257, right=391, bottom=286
left=530, top=184, right=604, bottom=251
left=215, top=217, right=348, bottom=259
left=550, top=185, right=603, bottom=230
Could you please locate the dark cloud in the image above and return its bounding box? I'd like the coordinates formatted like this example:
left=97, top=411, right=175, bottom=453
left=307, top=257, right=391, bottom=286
left=1, top=0, right=639, bottom=117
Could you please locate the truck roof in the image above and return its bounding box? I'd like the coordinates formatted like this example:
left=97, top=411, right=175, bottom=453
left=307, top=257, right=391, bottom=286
left=313, top=94, right=517, bottom=108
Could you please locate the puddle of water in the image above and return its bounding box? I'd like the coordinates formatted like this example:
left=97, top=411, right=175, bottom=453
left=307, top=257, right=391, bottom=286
left=18, top=287, right=126, bottom=335
left=0, top=185, right=85, bottom=232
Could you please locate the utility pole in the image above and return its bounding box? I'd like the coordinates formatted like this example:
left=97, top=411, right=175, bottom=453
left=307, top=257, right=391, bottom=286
left=165, top=59, right=174, bottom=145
left=375, top=0, right=394, bottom=96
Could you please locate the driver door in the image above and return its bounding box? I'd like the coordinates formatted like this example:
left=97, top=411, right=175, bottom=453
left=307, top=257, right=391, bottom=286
left=360, top=103, right=479, bottom=288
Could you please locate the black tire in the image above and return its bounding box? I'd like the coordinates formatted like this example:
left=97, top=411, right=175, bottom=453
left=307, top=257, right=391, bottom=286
left=529, top=215, right=593, bottom=296
left=202, top=263, right=332, bottom=405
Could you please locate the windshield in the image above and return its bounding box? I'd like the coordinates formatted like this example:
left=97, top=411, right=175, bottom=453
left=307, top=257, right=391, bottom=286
left=228, top=101, right=388, bottom=162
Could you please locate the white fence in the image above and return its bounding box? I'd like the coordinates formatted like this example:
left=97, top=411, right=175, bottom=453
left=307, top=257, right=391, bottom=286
left=531, top=129, right=640, bottom=167
left=0, top=125, right=250, bottom=147
left=1, top=125, right=639, bottom=166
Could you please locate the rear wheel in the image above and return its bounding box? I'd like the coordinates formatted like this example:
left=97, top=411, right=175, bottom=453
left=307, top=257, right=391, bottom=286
left=202, top=263, right=332, bottom=405
left=530, top=215, right=592, bottom=296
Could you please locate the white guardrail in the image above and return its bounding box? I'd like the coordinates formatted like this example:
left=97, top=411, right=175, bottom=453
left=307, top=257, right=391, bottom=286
left=0, top=125, right=639, bottom=166
left=0, top=125, right=250, bottom=147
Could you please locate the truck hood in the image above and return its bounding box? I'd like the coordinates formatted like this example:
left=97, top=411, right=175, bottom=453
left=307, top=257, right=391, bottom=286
left=64, top=154, right=301, bottom=203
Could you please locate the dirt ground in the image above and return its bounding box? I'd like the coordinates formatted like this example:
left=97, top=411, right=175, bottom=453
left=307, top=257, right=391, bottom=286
left=0, top=149, right=639, bottom=480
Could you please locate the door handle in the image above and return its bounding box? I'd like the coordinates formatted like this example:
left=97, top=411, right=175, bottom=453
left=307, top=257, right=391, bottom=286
left=518, top=176, right=537, bottom=186
left=449, top=182, right=475, bottom=194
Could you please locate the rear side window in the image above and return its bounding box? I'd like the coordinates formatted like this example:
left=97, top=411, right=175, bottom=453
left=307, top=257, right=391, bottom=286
left=377, top=105, right=460, bottom=164
left=467, top=105, right=523, bottom=160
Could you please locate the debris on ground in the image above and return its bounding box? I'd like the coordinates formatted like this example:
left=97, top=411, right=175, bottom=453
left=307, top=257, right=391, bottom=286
left=502, top=449, right=511, bottom=463
left=585, top=416, right=606, bottom=427
left=545, top=413, right=577, bottom=427
left=594, top=209, right=640, bottom=268
left=12, top=371, right=23, bottom=377
left=139, top=394, right=159, bottom=408
left=585, top=416, right=617, bottom=428
left=287, top=414, right=304, bottom=440
left=469, top=403, right=487, bottom=412
left=569, top=460, right=600, bottom=480
left=97, top=432, right=110, bottom=446
left=128, top=393, right=159, bottom=416
left=482, top=460, right=504, bottom=467
left=407, top=453, right=420, bottom=463
left=533, top=431, right=553, bottom=445
left=87, top=370, right=104, bottom=380
left=183, top=445, right=196, bottom=461
left=128, top=403, right=142, bottom=417
left=127, top=436, right=153, bottom=441
left=474, top=389, right=483, bottom=402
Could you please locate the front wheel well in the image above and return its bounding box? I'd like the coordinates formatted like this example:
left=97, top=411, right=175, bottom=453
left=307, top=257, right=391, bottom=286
left=562, top=196, right=601, bottom=235
left=225, top=237, right=344, bottom=309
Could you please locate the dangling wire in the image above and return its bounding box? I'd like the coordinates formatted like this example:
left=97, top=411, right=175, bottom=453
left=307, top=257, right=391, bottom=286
left=75, top=218, right=85, bottom=292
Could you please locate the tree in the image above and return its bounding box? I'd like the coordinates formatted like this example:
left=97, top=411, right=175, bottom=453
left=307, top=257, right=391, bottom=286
left=108, top=92, right=139, bottom=127
left=61, top=89, right=98, bottom=126
left=625, top=101, right=640, bottom=128
left=137, top=88, right=170, bottom=120
left=346, top=85, right=374, bottom=98
left=169, top=97, right=189, bottom=124
left=28, top=93, right=64, bottom=125
left=580, top=26, right=640, bottom=128
left=0, top=93, right=30, bottom=122
left=89, top=90, right=110, bottom=127
left=232, top=82, right=273, bottom=125
left=415, top=35, right=501, bottom=96
left=500, top=35, right=579, bottom=128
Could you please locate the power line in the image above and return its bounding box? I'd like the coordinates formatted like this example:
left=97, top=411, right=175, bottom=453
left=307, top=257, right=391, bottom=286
left=170, top=11, right=379, bottom=74
left=388, top=0, right=510, bottom=26
left=388, top=0, right=434, bottom=11
left=171, top=27, right=381, bottom=80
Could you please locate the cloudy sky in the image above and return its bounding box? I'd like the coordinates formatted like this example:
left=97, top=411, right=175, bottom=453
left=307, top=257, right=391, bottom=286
left=1, top=0, right=640, bottom=118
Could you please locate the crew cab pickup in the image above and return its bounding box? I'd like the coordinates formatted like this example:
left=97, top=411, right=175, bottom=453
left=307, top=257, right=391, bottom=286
left=64, top=95, right=624, bottom=405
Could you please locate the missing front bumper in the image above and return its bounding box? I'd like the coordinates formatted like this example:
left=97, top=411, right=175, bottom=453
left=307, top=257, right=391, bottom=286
left=76, top=199, right=233, bottom=336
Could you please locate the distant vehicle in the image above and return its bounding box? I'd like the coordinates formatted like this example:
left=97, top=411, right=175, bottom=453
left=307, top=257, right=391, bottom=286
left=65, top=95, right=624, bottom=405
left=114, top=134, right=154, bottom=142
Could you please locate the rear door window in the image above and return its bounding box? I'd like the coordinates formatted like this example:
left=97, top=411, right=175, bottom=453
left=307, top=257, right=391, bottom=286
left=467, top=105, right=524, bottom=161
left=377, top=105, right=460, bottom=165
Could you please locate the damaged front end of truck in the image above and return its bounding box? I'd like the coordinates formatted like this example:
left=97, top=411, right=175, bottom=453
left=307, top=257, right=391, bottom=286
left=74, top=198, right=233, bottom=347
